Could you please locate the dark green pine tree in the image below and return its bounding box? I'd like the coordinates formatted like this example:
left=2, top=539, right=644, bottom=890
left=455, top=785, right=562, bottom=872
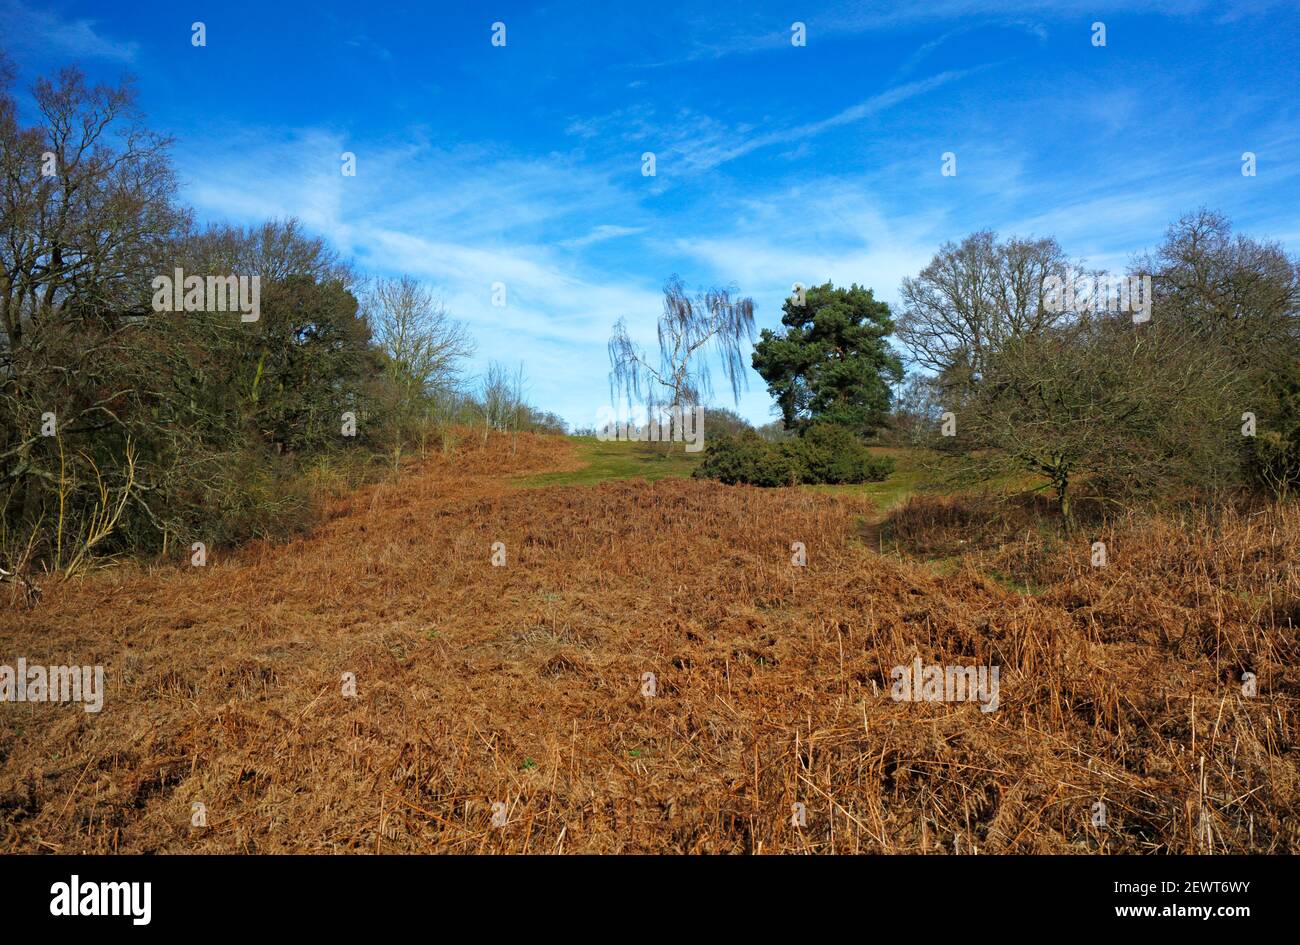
left=751, top=282, right=902, bottom=436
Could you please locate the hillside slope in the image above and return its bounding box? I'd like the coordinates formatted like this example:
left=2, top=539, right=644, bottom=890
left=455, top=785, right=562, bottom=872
left=1, top=434, right=1295, bottom=853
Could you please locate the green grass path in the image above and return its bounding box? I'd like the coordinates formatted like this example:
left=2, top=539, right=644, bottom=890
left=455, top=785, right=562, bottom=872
left=515, top=437, right=924, bottom=519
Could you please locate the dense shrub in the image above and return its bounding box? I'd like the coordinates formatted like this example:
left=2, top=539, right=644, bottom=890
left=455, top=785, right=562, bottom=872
left=694, top=424, right=893, bottom=487
left=1243, top=365, right=1300, bottom=497
left=793, top=423, right=894, bottom=484
left=692, top=430, right=800, bottom=486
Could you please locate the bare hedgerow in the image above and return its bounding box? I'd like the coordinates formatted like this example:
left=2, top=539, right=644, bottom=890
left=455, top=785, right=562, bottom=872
left=934, top=314, right=1243, bottom=523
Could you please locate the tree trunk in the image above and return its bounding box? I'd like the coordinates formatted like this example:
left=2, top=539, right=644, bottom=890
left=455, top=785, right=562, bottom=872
left=1055, top=475, right=1072, bottom=529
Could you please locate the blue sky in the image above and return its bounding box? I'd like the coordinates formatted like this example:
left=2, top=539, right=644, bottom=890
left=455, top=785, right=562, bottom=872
left=5, top=0, right=1299, bottom=426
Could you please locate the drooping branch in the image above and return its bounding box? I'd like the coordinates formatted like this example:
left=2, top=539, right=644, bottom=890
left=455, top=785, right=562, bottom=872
left=609, top=274, right=754, bottom=411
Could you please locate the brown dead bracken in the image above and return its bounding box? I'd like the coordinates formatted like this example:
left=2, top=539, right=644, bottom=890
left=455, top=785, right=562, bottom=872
left=1, top=434, right=1295, bottom=853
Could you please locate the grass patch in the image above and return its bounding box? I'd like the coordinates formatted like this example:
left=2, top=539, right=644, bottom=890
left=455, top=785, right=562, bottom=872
left=984, top=569, right=1051, bottom=596
left=921, top=555, right=962, bottom=577
left=515, top=436, right=703, bottom=487
left=523, top=440, right=942, bottom=512
left=805, top=447, right=928, bottom=514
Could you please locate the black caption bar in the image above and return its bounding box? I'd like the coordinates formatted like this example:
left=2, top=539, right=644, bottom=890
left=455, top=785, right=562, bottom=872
left=0, top=854, right=1278, bottom=933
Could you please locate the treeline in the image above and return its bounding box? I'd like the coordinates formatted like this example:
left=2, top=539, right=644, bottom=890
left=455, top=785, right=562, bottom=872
left=889, top=214, right=1300, bottom=517
left=0, top=60, right=561, bottom=578
left=686, top=211, right=1299, bottom=510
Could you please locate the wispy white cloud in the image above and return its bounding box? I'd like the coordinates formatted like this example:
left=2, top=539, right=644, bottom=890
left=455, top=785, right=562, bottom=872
left=560, top=225, right=645, bottom=249
left=629, top=0, right=1263, bottom=68
left=178, top=128, right=668, bottom=424
left=891, top=19, right=1046, bottom=80
left=150, top=0, right=1300, bottom=427
left=343, top=35, right=393, bottom=61
left=567, top=67, right=985, bottom=177
left=1, top=1, right=138, bottom=63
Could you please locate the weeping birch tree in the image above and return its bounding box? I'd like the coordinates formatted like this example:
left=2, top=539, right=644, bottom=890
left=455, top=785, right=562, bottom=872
left=607, top=275, right=755, bottom=447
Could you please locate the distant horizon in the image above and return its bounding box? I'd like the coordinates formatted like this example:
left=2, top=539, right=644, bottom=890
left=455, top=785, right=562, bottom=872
left=4, top=0, right=1298, bottom=427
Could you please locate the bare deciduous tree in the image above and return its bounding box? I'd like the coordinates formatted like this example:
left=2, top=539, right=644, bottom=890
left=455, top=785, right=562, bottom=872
left=361, top=276, right=472, bottom=461
left=1135, top=208, right=1300, bottom=370
left=364, top=276, right=472, bottom=396
left=897, top=231, right=1074, bottom=395
left=0, top=62, right=184, bottom=346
